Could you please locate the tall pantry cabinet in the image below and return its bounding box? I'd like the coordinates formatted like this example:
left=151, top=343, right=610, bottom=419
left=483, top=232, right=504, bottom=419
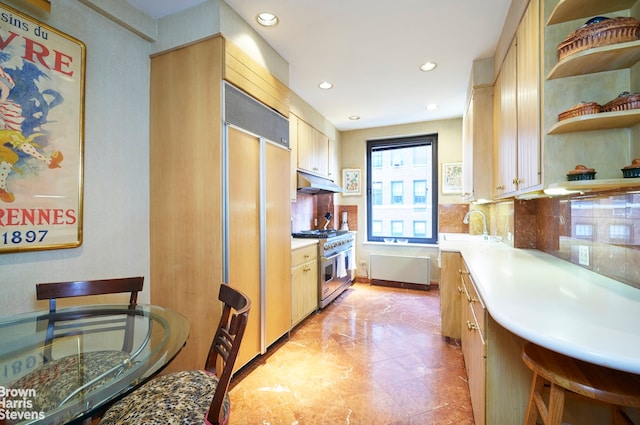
left=150, top=35, right=291, bottom=373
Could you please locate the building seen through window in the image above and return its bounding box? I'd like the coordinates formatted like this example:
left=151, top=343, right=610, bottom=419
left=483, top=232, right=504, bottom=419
left=366, top=134, right=438, bottom=244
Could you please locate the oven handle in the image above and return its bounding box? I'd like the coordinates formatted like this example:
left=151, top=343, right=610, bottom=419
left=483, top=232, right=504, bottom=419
left=323, top=253, right=340, bottom=261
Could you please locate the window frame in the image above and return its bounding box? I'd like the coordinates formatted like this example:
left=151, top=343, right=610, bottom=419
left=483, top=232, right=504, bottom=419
left=366, top=134, right=438, bottom=244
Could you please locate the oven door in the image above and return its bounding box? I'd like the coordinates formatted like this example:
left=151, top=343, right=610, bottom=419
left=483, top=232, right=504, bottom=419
left=321, top=253, right=340, bottom=301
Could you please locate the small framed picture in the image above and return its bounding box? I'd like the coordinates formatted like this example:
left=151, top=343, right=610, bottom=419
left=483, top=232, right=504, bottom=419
left=342, top=168, right=361, bottom=196
left=442, top=163, right=463, bottom=194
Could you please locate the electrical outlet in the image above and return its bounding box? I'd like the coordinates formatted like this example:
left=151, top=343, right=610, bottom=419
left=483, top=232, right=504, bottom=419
left=578, top=245, right=589, bottom=266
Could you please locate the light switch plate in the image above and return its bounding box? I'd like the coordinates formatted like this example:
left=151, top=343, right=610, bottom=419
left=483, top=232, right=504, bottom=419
left=578, top=245, right=589, bottom=266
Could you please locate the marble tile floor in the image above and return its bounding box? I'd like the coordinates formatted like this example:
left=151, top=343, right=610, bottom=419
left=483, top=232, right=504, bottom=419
left=228, top=283, right=475, bottom=425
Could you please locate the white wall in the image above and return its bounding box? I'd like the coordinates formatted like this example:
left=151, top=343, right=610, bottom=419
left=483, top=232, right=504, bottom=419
left=339, top=117, right=463, bottom=282
left=0, top=0, right=152, bottom=315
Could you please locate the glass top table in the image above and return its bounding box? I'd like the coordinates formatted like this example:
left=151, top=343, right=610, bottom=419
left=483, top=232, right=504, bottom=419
left=0, top=304, right=189, bottom=425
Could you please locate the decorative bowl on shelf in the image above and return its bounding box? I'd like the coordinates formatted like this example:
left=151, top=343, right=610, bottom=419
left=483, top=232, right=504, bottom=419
left=602, top=91, right=640, bottom=112
left=383, top=238, right=395, bottom=243
left=622, top=159, right=640, bottom=178
left=557, top=16, right=640, bottom=61
left=558, top=102, right=601, bottom=121
left=567, top=164, right=596, bottom=181
left=396, top=238, right=408, bottom=244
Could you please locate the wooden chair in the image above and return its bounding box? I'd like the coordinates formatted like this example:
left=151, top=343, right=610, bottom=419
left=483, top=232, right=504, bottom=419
left=522, top=342, right=640, bottom=425
left=98, top=284, right=251, bottom=425
left=36, top=276, right=144, bottom=362
left=7, top=277, right=145, bottom=417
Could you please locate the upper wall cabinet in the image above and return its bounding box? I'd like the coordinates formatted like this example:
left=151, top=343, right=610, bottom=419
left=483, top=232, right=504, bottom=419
left=297, top=117, right=330, bottom=178
left=493, top=0, right=541, bottom=198
left=327, top=138, right=339, bottom=183
left=462, top=85, right=494, bottom=202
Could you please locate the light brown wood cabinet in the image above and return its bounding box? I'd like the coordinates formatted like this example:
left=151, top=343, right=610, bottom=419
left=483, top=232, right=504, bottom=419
left=458, top=259, right=531, bottom=425
left=459, top=260, right=486, bottom=425
left=149, top=37, right=225, bottom=374
left=462, top=86, right=494, bottom=201
left=439, top=251, right=462, bottom=339
left=493, top=0, right=541, bottom=197
left=297, top=117, right=329, bottom=178
left=150, top=35, right=291, bottom=373
left=291, top=244, right=318, bottom=327
left=327, top=137, right=339, bottom=183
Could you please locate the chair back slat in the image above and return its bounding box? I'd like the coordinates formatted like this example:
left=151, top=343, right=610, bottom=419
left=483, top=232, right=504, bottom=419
left=37, top=277, right=144, bottom=311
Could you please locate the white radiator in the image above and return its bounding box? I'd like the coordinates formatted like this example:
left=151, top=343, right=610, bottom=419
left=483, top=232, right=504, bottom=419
left=369, top=255, right=430, bottom=285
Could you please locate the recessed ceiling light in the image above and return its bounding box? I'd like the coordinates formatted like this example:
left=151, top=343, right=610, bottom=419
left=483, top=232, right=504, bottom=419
left=256, top=12, right=279, bottom=28
left=420, top=62, right=437, bottom=72
left=318, top=81, right=333, bottom=90
left=426, top=104, right=438, bottom=110
left=349, top=115, right=360, bottom=120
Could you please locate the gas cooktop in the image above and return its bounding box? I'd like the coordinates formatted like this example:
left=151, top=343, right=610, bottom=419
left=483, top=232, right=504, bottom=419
left=292, top=229, right=350, bottom=239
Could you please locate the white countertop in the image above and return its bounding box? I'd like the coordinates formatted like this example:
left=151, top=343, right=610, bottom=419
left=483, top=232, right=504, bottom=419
left=439, top=234, right=640, bottom=375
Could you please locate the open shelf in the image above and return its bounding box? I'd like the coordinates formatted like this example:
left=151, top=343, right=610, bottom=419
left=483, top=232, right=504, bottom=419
left=548, top=109, right=640, bottom=134
left=545, top=178, right=640, bottom=193
left=547, top=0, right=637, bottom=25
left=547, top=40, right=640, bottom=80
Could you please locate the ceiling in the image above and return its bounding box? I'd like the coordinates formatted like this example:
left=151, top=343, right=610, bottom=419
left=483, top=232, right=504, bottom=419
left=127, top=0, right=512, bottom=131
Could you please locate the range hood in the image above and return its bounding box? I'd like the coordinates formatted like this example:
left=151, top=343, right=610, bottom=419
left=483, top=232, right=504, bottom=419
left=297, top=170, right=342, bottom=194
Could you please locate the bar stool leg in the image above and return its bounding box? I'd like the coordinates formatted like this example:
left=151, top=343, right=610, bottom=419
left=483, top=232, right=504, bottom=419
left=525, top=373, right=542, bottom=425
left=546, top=382, right=566, bottom=425
left=525, top=373, right=565, bottom=425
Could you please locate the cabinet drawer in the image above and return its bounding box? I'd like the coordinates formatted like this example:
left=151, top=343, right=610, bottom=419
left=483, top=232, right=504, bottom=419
left=292, top=244, right=317, bottom=267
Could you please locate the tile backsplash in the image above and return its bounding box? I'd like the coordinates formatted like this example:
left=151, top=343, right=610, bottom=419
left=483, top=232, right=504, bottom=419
left=488, top=190, right=640, bottom=290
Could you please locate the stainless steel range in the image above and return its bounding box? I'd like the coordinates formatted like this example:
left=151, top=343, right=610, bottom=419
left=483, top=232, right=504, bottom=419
left=292, top=230, right=355, bottom=308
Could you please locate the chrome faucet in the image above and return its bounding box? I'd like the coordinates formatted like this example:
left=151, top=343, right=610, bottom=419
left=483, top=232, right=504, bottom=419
left=463, top=210, right=488, bottom=236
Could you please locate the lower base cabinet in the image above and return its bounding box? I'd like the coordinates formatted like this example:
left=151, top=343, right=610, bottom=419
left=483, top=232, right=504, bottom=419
left=291, top=244, right=318, bottom=327
left=439, top=252, right=462, bottom=339
left=460, top=258, right=533, bottom=424
left=456, top=258, right=616, bottom=425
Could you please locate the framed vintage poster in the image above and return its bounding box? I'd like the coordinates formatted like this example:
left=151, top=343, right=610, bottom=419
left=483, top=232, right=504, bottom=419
left=0, top=2, right=85, bottom=253
left=342, top=168, right=361, bottom=196
left=442, top=162, right=463, bottom=194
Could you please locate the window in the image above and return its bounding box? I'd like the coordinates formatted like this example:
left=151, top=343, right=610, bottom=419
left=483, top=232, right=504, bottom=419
left=413, top=221, right=427, bottom=237
left=413, top=180, right=426, bottom=204
left=391, top=181, right=404, bottom=204
left=372, top=151, right=383, bottom=168
left=371, top=220, right=383, bottom=236
left=366, top=134, right=438, bottom=244
left=391, top=220, right=404, bottom=236
left=390, top=150, right=404, bottom=167
left=609, top=224, right=631, bottom=243
left=372, top=181, right=383, bottom=205
left=574, top=223, right=593, bottom=241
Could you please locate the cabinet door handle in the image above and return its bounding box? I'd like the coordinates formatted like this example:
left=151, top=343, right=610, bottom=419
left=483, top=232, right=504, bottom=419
left=496, top=185, right=505, bottom=190
left=459, top=269, right=470, bottom=275
left=457, top=287, right=464, bottom=293
left=470, top=297, right=479, bottom=303
left=467, top=321, right=478, bottom=331
left=304, top=254, right=310, bottom=259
